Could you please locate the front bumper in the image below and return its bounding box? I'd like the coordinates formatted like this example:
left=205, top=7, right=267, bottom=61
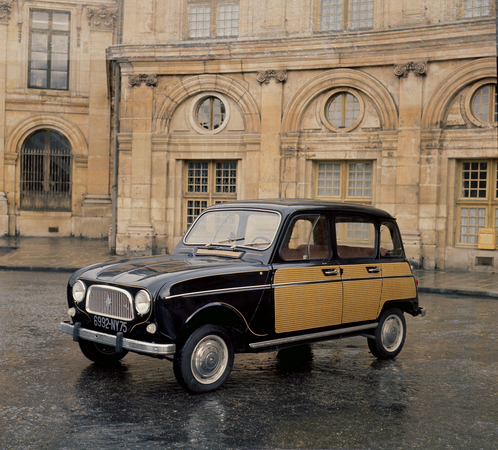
left=60, top=321, right=176, bottom=356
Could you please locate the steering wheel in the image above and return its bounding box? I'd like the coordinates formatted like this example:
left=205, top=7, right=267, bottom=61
left=251, top=236, right=271, bottom=244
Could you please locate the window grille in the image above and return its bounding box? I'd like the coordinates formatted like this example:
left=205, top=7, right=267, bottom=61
left=20, top=130, right=72, bottom=211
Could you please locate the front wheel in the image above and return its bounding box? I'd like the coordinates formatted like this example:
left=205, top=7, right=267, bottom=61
left=368, top=308, right=406, bottom=359
left=173, top=325, right=234, bottom=394
left=78, top=339, right=128, bottom=365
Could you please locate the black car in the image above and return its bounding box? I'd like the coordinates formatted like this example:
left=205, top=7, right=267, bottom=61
left=60, top=199, right=425, bottom=393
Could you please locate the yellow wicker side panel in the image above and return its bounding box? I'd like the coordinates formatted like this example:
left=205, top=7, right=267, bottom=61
left=342, top=279, right=382, bottom=323
left=274, top=280, right=342, bottom=334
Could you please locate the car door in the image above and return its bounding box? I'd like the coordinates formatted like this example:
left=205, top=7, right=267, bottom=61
left=272, top=214, right=343, bottom=334
left=335, top=215, right=383, bottom=324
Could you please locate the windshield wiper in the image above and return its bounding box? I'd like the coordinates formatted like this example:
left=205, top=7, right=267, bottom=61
left=205, top=237, right=245, bottom=248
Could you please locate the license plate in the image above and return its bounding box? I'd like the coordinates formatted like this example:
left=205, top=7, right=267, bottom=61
left=93, top=315, right=128, bottom=333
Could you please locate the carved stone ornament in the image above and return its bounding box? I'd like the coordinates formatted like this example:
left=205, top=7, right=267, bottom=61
left=394, top=62, right=428, bottom=77
left=129, top=74, right=158, bottom=88
left=0, top=1, right=12, bottom=24
left=86, top=6, right=118, bottom=31
left=257, top=70, right=288, bottom=84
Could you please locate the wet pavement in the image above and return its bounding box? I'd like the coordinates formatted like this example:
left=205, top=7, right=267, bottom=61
left=1, top=270, right=497, bottom=450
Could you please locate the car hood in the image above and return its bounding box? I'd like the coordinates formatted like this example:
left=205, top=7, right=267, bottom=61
left=75, top=254, right=264, bottom=292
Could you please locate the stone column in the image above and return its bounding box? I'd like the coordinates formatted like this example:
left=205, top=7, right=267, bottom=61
left=394, top=62, right=428, bottom=268
left=0, top=2, right=12, bottom=235
left=257, top=70, right=287, bottom=198
left=121, top=73, right=157, bottom=255
left=80, top=6, right=117, bottom=237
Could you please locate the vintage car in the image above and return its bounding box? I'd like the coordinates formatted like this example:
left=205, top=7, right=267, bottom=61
left=60, top=199, right=425, bottom=393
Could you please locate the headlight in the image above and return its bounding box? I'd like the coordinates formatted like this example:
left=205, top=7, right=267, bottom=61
left=72, top=280, right=86, bottom=304
left=135, top=290, right=151, bottom=316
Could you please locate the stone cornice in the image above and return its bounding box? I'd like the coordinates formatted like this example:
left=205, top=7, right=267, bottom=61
left=107, top=20, right=496, bottom=69
left=86, top=5, right=118, bottom=31
left=0, top=1, right=12, bottom=24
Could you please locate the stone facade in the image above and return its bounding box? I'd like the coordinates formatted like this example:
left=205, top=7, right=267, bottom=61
left=1, top=0, right=497, bottom=271
left=0, top=0, right=117, bottom=238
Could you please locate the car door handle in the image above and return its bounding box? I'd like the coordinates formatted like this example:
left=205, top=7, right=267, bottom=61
left=323, top=268, right=340, bottom=276
left=366, top=266, right=381, bottom=273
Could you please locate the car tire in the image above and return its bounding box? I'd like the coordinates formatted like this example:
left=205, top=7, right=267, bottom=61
left=368, top=308, right=406, bottom=359
left=173, top=325, right=234, bottom=394
left=78, top=339, right=128, bottom=364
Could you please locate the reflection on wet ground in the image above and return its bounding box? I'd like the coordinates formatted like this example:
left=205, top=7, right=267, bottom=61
left=1, top=270, right=497, bottom=449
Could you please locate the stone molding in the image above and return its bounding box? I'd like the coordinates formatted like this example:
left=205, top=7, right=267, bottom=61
left=0, top=1, right=12, bottom=24
left=282, top=68, right=398, bottom=133
left=129, top=74, right=157, bottom=88
left=394, top=61, right=428, bottom=77
left=86, top=5, right=118, bottom=31
left=257, top=70, right=288, bottom=84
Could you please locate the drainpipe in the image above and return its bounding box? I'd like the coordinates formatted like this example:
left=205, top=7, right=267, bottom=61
left=109, top=61, right=120, bottom=255
left=109, top=0, right=123, bottom=254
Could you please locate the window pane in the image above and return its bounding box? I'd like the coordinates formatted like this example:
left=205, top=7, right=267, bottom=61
left=31, top=52, right=48, bottom=70
left=31, top=34, right=48, bottom=52
left=217, top=4, right=239, bottom=37
left=461, top=161, right=487, bottom=198
left=472, top=85, right=496, bottom=123
left=464, top=0, right=490, bottom=18
left=350, top=0, right=373, bottom=29
left=459, top=207, right=486, bottom=243
left=320, top=0, right=343, bottom=31
left=336, top=217, right=375, bottom=258
left=348, top=163, right=372, bottom=197
left=52, top=12, right=70, bottom=31
left=32, top=11, right=49, bottom=29
left=317, top=162, right=341, bottom=196
left=189, top=5, right=211, bottom=38
left=30, top=70, right=47, bottom=88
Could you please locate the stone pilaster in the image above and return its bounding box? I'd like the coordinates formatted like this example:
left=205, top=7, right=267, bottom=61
left=394, top=62, right=427, bottom=268
left=78, top=6, right=118, bottom=237
left=117, top=75, right=157, bottom=255
left=258, top=70, right=286, bottom=198
left=0, top=2, right=11, bottom=235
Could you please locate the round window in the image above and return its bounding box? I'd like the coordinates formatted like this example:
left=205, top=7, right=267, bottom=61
left=320, top=89, right=364, bottom=132
left=465, top=80, right=497, bottom=127
left=190, top=93, right=231, bottom=134
left=471, top=84, right=497, bottom=125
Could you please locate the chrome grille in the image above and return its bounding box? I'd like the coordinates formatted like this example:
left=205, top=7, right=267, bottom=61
left=86, top=285, right=134, bottom=321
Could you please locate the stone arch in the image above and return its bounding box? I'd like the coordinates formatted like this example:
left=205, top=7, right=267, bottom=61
left=153, top=74, right=261, bottom=134
left=6, top=113, right=88, bottom=157
left=422, top=58, right=497, bottom=129
left=282, top=68, right=398, bottom=133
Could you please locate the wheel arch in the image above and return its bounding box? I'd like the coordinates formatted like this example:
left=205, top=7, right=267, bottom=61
left=177, top=303, right=247, bottom=352
left=379, top=300, right=417, bottom=317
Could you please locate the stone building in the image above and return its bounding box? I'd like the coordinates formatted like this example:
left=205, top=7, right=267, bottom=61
left=0, top=0, right=118, bottom=239
left=1, top=0, right=497, bottom=271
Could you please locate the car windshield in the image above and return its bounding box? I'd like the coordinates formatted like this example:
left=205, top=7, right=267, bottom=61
left=184, top=209, right=281, bottom=250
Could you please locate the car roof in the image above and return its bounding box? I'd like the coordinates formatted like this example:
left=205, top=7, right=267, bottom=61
left=207, top=199, right=396, bottom=220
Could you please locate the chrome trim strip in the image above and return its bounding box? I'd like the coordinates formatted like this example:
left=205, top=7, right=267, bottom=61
left=273, top=278, right=342, bottom=289
left=165, top=283, right=271, bottom=300
left=249, top=323, right=378, bottom=350
left=60, top=322, right=176, bottom=356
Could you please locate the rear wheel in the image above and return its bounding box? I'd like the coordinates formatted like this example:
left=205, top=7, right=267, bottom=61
left=78, top=339, right=128, bottom=364
left=368, top=308, right=406, bottom=359
left=174, top=325, right=234, bottom=394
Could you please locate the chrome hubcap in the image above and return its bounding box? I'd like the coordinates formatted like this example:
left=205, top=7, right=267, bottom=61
left=381, top=315, right=403, bottom=351
left=191, top=335, right=228, bottom=384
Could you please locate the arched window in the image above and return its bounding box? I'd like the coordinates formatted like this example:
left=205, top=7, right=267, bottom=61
left=20, top=130, right=72, bottom=211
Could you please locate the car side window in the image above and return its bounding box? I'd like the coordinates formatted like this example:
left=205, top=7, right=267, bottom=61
left=280, top=215, right=331, bottom=261
left=335, top=216, right=376, bottom=258
left=380, top=222, right=403, bottom=257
